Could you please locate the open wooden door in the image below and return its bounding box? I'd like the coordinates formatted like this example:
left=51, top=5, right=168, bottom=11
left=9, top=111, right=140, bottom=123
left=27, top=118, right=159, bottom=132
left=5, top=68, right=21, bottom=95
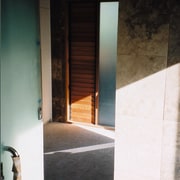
left=69, top=2, right=97, bottom=124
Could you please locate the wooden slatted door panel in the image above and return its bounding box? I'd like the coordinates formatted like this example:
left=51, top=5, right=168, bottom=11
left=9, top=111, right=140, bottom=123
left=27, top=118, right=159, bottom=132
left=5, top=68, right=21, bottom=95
left=69, top=2, right=97, bottom=124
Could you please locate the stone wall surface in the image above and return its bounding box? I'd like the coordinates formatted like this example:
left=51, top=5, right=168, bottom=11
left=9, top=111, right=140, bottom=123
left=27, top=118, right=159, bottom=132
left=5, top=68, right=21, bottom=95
left=161, top=5, right=180, bottom=180
left=51, top=0, right=66, bottom=122
left=115, top=0, right=180, bottom=179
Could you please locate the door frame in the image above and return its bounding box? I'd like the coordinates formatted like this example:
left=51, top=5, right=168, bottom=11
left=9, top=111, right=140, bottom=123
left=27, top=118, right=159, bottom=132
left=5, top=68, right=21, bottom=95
left=65, top=0, right=118, bottom=126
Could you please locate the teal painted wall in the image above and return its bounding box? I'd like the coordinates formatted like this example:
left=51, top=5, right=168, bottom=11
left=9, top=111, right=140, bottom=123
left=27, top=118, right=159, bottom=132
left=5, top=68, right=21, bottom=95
left=1, top=0, right=43, bottom=179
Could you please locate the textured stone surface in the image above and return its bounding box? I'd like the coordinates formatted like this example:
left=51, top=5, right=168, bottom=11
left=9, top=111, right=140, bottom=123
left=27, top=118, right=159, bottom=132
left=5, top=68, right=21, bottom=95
left=163, top=63, right=180, bottom=122
left=116, top=55, right=166, bottom=88
left=51, top=0, right=66, bottom=122
left=115, top=115, right=163, bottom=180
left=161, top=6, right=180, bottom=179
left=118, top=18, right=169, bottom=57
left=160, top=121, right=179, bottom=180
left=175, top=123, right=180, bottom=180
left=115, top=0, right=171, bottom=179
left=116, top=68, right=166, bottom=120
left=168, top=6, right=180, bottom=58
left=161, top=120, right=180, bottom=180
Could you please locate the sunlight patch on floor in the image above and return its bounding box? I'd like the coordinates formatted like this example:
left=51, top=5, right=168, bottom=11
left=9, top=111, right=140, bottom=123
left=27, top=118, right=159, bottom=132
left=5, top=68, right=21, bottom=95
left=44, top=142, right=114, bottom=155
left=74, top=124, right=115, bottom=140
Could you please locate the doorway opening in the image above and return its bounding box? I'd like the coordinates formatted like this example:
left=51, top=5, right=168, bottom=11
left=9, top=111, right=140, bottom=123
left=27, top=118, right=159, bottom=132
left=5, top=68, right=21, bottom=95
left=67, top=1, right=119, bottom=127
left=44, top=0, right=119, bottom=179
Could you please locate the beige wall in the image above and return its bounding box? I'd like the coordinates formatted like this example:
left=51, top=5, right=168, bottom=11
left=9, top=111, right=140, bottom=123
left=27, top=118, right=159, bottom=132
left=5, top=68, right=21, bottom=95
left=115, top=1, right=180, bottom=179
left=40, top=0, right=52, bottom=123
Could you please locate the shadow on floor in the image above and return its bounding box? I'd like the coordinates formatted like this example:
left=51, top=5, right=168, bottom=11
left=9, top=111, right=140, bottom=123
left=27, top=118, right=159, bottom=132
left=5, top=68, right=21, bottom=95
left=44, top=122, right=114, bottom=180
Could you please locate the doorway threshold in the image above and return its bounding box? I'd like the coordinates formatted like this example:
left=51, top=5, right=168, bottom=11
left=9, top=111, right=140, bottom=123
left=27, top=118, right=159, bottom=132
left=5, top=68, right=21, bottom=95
left=67, top=120, right=115, bottom=140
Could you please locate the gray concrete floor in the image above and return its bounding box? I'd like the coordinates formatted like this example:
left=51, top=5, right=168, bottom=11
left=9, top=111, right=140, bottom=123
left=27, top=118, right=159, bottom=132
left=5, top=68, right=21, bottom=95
left=44, top=122, right=114, bottom=180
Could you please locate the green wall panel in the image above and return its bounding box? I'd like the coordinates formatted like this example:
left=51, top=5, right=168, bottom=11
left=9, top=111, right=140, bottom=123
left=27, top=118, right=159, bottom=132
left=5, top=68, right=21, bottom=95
left=1, top=0, right=43, bottom=179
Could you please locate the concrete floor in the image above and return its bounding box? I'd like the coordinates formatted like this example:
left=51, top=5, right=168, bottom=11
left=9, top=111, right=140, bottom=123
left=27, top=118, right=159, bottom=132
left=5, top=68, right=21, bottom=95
left=44, top=122, right=115, bottom=180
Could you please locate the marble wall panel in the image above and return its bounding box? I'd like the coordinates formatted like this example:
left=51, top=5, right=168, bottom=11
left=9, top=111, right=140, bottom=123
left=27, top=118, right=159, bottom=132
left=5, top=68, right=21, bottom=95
left=116, top=55, right=166, bottom=88
left=115, top=115, right=163, bottom=180
left=160, top=121, right=178, bottom=180
left=168, top=8, right=180, bottom=58
left=51, top=0, right=66, bottom=122
left=116, top=64, right=166, bottom=120
left=164, top=62, right=180, bottom=122
left=118, top=18, right=169, bottom=57
left=175, top=123, right=180, bottom=180
left=118, top=0, right=169, bottom=57
left=115, top=0, right=170, bottom=179
left=161, top=7, right=180, bottom=179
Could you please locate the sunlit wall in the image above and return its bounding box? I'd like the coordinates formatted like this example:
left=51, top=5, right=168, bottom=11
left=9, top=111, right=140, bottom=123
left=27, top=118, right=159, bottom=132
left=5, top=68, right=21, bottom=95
left=115, top=0, right=180, bottom=179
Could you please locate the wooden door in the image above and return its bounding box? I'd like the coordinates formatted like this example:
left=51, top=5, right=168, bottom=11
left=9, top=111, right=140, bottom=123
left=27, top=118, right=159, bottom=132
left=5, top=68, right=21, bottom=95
left=69, top=2, right=97, bottom=124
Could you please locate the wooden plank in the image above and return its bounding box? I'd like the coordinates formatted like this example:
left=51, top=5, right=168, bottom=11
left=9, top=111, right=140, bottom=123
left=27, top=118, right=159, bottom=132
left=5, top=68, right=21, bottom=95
left=69, top=1, right=97, bottom=124
left=71, top=42, right=95, bottom=47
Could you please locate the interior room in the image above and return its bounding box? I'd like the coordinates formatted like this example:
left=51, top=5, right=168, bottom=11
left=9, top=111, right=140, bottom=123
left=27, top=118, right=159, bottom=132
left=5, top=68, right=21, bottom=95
left=1, top=0, right=180, bottom=180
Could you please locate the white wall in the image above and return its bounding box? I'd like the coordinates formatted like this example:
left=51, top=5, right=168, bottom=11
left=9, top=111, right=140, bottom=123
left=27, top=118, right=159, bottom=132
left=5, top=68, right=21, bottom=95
left=40, top=0, right=52, bottom=123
